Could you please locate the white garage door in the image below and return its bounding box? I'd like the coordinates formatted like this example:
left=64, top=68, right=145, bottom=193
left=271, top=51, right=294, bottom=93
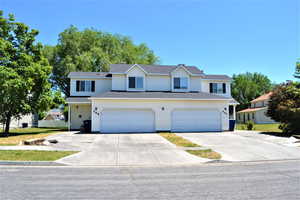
left=171, top=109, right=221, bottom=132
left=100, top=109, right=155, bottom=133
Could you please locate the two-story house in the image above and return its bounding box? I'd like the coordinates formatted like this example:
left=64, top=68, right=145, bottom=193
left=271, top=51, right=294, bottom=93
left=237, top=92, right=275, bottom=124
left=66, top=64, right=238, bottom=133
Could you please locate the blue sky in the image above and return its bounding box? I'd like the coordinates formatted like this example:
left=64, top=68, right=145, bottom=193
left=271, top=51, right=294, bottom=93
left=2, top=0, right=299, bottom=83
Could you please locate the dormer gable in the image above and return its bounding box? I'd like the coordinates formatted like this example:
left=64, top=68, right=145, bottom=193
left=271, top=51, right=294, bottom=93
left=125, top=64, right=148, bottom=75
left=125, top=64, right=146, bottom=91
left=171, top=64, right=193, bottom=76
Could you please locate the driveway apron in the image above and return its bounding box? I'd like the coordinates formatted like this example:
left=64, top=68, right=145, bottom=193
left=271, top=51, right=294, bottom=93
left=177, top=132, right=300, bottom=161
left=56, top=133, right=208, bottom=166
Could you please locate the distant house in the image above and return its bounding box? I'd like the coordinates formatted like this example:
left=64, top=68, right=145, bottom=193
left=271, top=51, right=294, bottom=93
left=237, top=92, right=276, bottom=124
left=43, top=109, right=65, bottom=121
left=2, top=114, right=37, bottom=128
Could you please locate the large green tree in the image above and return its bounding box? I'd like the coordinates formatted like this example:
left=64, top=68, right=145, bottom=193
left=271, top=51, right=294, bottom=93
left=267, top=82, right=300, bottom=134
left=0, top=11, right=52, bottom=135
left=44, top=26, right=159, bottom=96
left=295, top=60, right=300, bottom=79
left=231, top=72, right=272, bottom=110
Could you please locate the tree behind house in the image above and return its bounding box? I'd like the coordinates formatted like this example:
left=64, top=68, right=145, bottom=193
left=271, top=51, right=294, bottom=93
left=231, top=72, right=272, bottom=110
left=295, top=61, right=300, bottom=79
left=44, top=26, right=159, bottom=96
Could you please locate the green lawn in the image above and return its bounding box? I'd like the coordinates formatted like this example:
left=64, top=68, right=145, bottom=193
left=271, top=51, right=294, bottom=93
left=0, top=150, right=77, bottom=161
left=236, top=123, right=281, bottom=132
left=0, top=127, right=67, bottom=145
left=159, top=132, right=200, bottom=147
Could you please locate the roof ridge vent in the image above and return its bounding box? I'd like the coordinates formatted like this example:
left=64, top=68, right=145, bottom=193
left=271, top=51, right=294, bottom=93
left=177, top=64, right=185, bottom=67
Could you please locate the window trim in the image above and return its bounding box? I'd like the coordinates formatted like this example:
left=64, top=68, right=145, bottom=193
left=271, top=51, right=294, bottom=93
left=76, top=80, right=95, bottom=92
left=173, top=77, right=188, bottom=90
left=209, top=83, right=226, bottom=94
left=128, top=76, right=144, bottom=90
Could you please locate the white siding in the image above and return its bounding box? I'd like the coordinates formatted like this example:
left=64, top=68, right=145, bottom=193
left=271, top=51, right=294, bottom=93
left=201, top=79, right=231, bottom=97
left=237, top=108, right=276, bottom=124
left=255, top=109, right=276, bottom=124
left=112, top=74, right=126, bottom=91
left=126, top=66, right=146, bottom=91
left=70, top=78, right=111, bottom=96
left=190, top=77, right=201, bottom=91
left=146, top=75, right=170, bottom=91
left=171, top=68, right=190, bottom=92
left=7, top=114, right=33, bottom=128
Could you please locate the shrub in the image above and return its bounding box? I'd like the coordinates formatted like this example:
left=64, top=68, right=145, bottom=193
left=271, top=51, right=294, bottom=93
left=246, top=120, right=254, bottom=130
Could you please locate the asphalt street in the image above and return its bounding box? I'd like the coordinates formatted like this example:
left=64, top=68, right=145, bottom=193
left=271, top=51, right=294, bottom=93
left=0, top=160, right=299, bottom=200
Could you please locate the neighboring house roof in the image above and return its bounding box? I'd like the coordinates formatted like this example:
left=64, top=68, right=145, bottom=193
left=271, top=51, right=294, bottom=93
left=110, top=64, right=204, bottom=75
left=237, top=107, right=266, bottom=113
left=91, top=91, right=232, bottom=100
left=251, top=92, right=273, bottom=103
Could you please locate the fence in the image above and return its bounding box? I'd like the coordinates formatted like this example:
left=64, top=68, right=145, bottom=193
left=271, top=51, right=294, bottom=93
left=38, top=120, right=68, bottom=128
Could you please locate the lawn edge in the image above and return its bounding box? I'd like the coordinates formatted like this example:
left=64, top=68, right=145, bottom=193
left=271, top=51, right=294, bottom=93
left=0, top=161, right=67, bottom=166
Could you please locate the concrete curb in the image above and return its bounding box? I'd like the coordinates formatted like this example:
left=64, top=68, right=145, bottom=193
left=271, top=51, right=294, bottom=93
left=0, top=161, right=67, bottom=166
left=1, top=158, right=300, bottom=167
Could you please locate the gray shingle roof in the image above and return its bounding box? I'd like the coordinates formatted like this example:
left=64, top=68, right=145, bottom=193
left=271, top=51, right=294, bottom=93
left=68, top=72, right=110, bottom=78
left=109, top=64, right=204, bottom=75
left=66, top=97, right=91, bottom=103
left=68, top=64, right=232, bottom=80
left=202, top=74, right=232, bottom=80
left=92, top=91, right=231, bottom=100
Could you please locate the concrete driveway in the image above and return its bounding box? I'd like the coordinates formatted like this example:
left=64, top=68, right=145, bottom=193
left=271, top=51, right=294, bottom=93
left=177, top=131, right=300, bottom=162
left=52, top=133, right=208, bottom=166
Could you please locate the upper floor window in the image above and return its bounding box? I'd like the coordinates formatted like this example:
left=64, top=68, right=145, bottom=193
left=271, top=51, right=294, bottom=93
left=128, top=77, right=144, bottom=89
left=174, top=77, right=188, bottom=89
left=76, top=80, right=95, bottom=92
left=209, top=83, right=226, bottom=94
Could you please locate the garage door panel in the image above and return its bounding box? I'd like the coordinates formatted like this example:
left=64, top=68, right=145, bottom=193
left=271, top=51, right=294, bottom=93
left=172, top=109, right=221, bottom=132
left=101, top=109, right=155, bottom=133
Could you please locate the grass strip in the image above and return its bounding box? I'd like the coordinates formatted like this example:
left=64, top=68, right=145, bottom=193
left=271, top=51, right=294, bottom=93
left=186, top=149, right=221, bottom=159
left=0, top=150, right=77, bottom=161
left=159, top=132, right=200, bottom=147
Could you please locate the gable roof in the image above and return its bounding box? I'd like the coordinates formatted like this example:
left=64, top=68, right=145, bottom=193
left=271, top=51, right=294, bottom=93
left=202, top=74, right=232, bottom=80
left=237, top=107, right=266, bottom=113
left=109, top=64, right=204, bottom=76
left=68, top=64, right=232, bottom=80
left=251, top=92, right=273, bottom=103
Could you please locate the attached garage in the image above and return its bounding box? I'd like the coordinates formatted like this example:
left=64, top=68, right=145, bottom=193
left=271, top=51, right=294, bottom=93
left=171, top=109, right=222, bottom=132
left=100, top=109, right=155, bottom=133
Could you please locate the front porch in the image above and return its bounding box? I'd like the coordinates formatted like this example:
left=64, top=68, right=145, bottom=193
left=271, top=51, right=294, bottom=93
left=67, top=97, right=91, bottom=130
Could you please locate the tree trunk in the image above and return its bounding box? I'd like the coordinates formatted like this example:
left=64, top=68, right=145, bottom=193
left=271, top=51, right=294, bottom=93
left=4, top=115, right=11, bottom=137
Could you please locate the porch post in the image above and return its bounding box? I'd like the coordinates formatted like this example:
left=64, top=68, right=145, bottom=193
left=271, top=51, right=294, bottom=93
left=233, top=105, right=236, bottom=120
left=68, top=104, right=71, bottom=131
